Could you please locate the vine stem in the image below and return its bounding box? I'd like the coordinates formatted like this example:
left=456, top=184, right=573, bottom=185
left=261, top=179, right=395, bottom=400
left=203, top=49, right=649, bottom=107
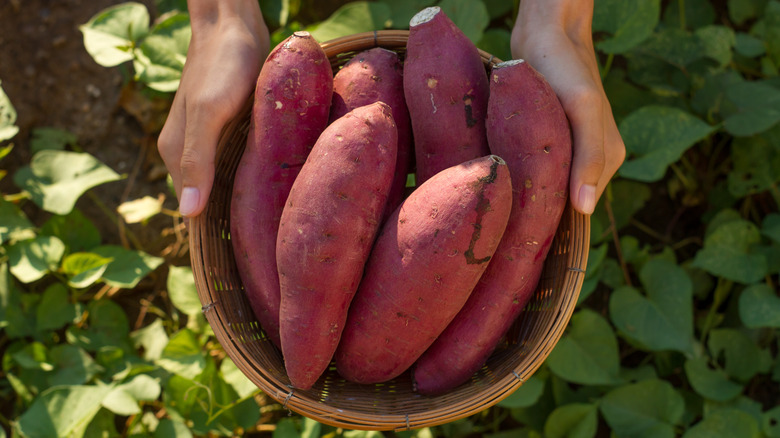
left=699, top=277, right=734, bottom=343
left=604, top=184, right=633, bottom=287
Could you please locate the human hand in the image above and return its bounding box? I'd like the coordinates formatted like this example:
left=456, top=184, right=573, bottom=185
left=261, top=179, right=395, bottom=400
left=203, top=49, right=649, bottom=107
left=511, top=0, right=625, bottom=215
left=158, top=0, right=270, bottom=218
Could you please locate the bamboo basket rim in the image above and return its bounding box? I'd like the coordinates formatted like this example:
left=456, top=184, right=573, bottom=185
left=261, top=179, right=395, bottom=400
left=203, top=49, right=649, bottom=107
left=188, top=29, right=589, bottom=431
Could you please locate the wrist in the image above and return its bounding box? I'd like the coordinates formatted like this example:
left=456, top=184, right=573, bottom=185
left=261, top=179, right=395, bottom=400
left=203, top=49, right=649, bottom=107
left=186, top=0, right=269, bottom=54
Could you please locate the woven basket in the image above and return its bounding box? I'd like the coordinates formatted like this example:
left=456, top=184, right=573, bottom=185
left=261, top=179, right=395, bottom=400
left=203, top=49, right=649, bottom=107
left=189, top=30, right=590, bottom=431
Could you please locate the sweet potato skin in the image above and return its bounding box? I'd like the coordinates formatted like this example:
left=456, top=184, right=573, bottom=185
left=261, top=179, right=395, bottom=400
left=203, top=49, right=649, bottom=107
left=413, top=59, right=572, bottom=396
left=230, top=32, right=333, bottom=348
left=403, top=6, right=490, bottom=184
left=330, top=47, right=412, bottom=219
left=334, top=155, right=512, bottom=385
left=277, top=102, right=398, bottom=390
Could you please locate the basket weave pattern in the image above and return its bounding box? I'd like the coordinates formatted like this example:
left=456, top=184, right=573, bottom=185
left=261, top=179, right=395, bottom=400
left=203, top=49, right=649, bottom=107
left=189, top=30, right=590, bottom=431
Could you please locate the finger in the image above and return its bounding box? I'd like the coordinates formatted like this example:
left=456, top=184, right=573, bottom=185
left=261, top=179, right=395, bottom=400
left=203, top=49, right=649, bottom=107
left=178, top=94, right=228, bottom=218
left=561, top=86, right=606, bottom=215
left=158, top=91, right=186, bottom=199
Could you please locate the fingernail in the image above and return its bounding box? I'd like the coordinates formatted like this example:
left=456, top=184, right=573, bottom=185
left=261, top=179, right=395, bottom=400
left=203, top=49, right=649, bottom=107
left=179, top=187, right=200, bottom=217
left=577, top=184, right=597, bottom=215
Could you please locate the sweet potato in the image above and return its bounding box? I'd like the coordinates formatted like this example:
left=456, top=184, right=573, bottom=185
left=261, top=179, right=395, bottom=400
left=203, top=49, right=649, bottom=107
left=277, top=102, right=398, bottom=390
left=230, top=31, right=333, bottom=348
left=330, top=47, right=412, bottom=219
left=334, top=155, right=512, bottom=385
left=413, top=59, right=572, bottom=395
left=403, top=6, right=491, bottom=184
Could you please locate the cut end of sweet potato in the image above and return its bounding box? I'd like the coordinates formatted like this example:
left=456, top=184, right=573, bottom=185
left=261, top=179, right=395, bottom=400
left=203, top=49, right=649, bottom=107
left=489, top=154, right=506, bottom=166
left=292, top=31, right=311, bottom=38
left=410, top=6, right=441, bottom=27
left=494, top=59, right=525, bottom=69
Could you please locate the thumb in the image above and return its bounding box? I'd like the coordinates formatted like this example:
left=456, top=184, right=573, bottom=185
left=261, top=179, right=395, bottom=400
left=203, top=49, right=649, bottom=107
left=178, top=102, right=223, bottom=218
left=564, top=90, right=606, bottom=215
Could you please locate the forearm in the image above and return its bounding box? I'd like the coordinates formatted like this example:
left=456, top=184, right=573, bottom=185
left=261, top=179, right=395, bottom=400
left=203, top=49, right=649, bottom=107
left=514, top=0, right=593, bottom=47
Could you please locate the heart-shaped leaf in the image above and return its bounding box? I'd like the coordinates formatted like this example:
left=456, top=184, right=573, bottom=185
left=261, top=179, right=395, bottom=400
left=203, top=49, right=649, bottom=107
left=739, top=283, right=780, bottom=328
left=0, top=198, right=35, bottom=245
left=610, top=258, right=695, bottom=354
left=546, top=309, right=623, bottom=385
left=692, top=219, right=767, bottom=284
left=92, top=245, right=164, bottom=289
left=14, top=384, right=115, bottom=438
left=40, top=209, right=101, bottom=253
left=308, top=2, right=391, bottom=43
left=48, top=345, right=101, bottom=387
left=708, top=328, right=766, bottom=381
left=685, top=357, right=744, bottom=402
left=0, top=80, right=19, bottom=142
left=544, top=403, right=599, bottom=438
left=14, top=150, right=122, bottom=215
left=167, top=265, right=201, bottom=316
left=156, top=328, right=206, bottom=379
left=62, top=252, right=113, bottom=289
left=80, top=2, right=150, bottom=66
left=498, top=375, right=546, bottom=408
left=133, top=13, right=191, bottom=92
left=727, top=134, right=780, bottom=198
left=618, top=106, right=716, bottom=182
left=683, top=408, right=760, bottom=438
left=723, top=81, right=780, bottom=137
left=593, top=0, right=661, bottom=54
left=600, top=379, right=684, bottom=438
left=7, top=236, right=66, bottom=283
left=36, top=283, right=78, bottom=332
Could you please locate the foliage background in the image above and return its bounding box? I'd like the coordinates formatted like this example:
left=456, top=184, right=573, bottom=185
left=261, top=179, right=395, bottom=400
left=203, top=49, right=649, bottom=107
left=1, top=0, right=779, bottom=437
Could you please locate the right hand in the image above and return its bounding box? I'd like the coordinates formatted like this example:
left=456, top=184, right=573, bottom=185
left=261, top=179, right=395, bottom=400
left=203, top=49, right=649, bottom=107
left=158, top=0, right=270, bottom=218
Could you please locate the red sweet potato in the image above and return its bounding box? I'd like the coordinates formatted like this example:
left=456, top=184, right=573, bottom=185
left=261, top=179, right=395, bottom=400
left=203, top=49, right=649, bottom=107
left=403, top=6, right=491, bottom=185
left=413, top=59, right=572, bottom=395
left=334, top=155, right=512, bottom=385
left=330, top=47, right=412, bottom=219
left=277, top=102, right=398, bottom=390
left=230, top=31, right=333, bottom=348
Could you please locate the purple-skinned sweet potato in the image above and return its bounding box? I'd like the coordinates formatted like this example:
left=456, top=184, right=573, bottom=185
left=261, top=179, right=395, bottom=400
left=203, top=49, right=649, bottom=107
left=230, top=31, right=333, bottom=348
left=330, top=47, right=412, bottom=220
left=277, top=102, right=398, bottom=390
left=413, top=59, right=572, bottom=396
left=334, top=154, right=512, bottom=385
left=403, top=6, right=490, bottom=185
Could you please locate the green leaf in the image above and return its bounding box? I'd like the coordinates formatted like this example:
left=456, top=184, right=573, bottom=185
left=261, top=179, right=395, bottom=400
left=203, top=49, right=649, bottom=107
left=220, top=357, right=258, bottom=399
left=739, top=283, right=780, bottom=328
left=609, top=259, right=695, bottom=354
left=36, top=283, right=79, bottom=332
left=15, top=385, right=115, bottom=438
left=600, top=379, right=684, bottom=438
left=62, top=252, right=113, bottom=289
left=7, top=235, right=66, bottom=283
left=80, top=2, right=150, bottom=66
left=635, top=28, right=705, bottom=67
left=157, top=328, right=206, bottom=379
left=696, top=26, right=736, bottom=67
left=40, top=209, right=102, bottom=253
left=14, top=150, right=122, bottom=215
left=728, top=0, right=768, bottom=25
left=663, top=0, right=716, bottom=29
left=11, top=342, right=53, bottom=371
left=728, top=134, right=780, bottom=197
left=439, top=0, right=491, bottom=43
left=0, top=198, right=35, bottom=245
left=67, top=299, right=132, bottom=353
left=48, top=345, right=101, bottom=387
left=692, top=219, right=767, bottom=284
left=764, top=213, right=780, bottom=244
left=735, top=32, right=766, bottom=57
left=497, top=375, right=545, bottom=408
left=30, top=127, right=78, bottom=153
left=708, top=328, right=765, bottom=381
left=134, top=12, right=191, bottom=92
left=477, top=28, right=511, bottom=63
left=593, top=0, right=660, bottom=54
left=377, top=0, right=437, bottom=28
left=92, top=245, right=164, bottom=288
left=0, top=79, right=19, bottom=142
left=685, top=357, right=744, bottom=402
left=683, top=408, right=760, bottom=438
left=167, top=265, right=201, bottom=316
left=154, top=418, right=193, bottom=438
left=723, top=81, right=780, bottom=136
left=764, top=405, right=780, bottom=438
left=544, top=403, right=598, bottom=438
left=1, top=263, right=38, bottom=337
left=103, top=375, right=161, bottom=416
left=308, top=2, right=391, bottom=43
left=546, top=309, right=622, bottom=385
left=130, top=319, right=170, bottom=361
left=618, top=106, right=716, bottom=182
